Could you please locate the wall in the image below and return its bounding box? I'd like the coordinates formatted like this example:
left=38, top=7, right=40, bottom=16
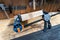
left=0, top=0, right=60, bottom=19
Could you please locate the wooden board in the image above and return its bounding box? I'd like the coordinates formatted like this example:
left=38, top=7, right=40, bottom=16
left=6, top=10, right=59, bottom=26
left=21, top=10, right=58, bottom=21
left=21, top=10, right=43, bottom=21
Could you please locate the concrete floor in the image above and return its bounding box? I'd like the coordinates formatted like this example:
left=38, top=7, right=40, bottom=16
left=12, top=24, right=60, bottom=40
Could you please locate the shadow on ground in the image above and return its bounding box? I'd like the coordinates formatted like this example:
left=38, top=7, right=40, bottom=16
left=12, top=24, right=60, bottom=40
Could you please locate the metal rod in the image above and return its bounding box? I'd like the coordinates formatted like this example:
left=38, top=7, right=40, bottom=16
left=4, top=10, right=9, bottom=19
left=24, top=13, right=60, bottom=27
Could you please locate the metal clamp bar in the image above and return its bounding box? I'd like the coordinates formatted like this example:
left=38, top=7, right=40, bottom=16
left=24, top=12, right=60, bottom=27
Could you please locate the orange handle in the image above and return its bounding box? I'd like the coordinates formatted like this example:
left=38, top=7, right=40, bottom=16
left=17, top=28, right=20, bottom=32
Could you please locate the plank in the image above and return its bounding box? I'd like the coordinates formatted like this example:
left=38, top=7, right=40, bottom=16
left=8, top=10, right=59, bottom=26
left=21, top=10, right=43, bottom=21
left=21, top=10, right=58, bottom=21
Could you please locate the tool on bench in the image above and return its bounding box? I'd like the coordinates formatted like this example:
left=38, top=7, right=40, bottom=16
left=14, top=14, right=22, bottom=32
left=8, top=10, right=60, bottom=33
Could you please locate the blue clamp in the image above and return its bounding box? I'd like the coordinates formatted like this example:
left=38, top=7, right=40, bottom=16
left=13, top=14, right=22, bottom=32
